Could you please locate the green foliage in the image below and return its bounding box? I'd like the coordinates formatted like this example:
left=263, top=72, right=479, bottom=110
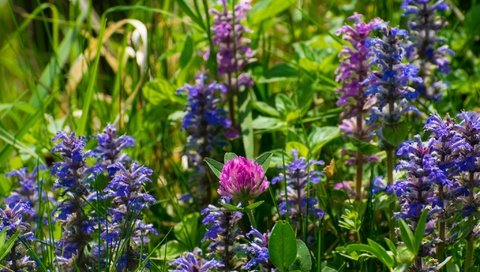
left=269, top=220, right=298, bottom=272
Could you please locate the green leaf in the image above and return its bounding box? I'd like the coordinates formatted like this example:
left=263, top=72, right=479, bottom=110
left=255, top=152, right=273, bottom=171
left=224, top=152, right=237, bottom=163
left=250, top=0, right=294, bottom=24
left=308, top=126, right=340, bottom=154
left=221, top=203, right=243, bottom=211
left=288, top=239, right=312, bottom=272
left=204, top=158, right=223, bottom=178
left=398, top=219, right=416, bottom=254
left=246, top=200, right=265, bottom=210
left=180, top=35, right=194, bottom=68
left=157, top=240, right=189, bottom=261
left=275, top=94, right=296, bottom=116
left=322, top=267, right=338, bottom=272
left=286, top=142, right=309, bottom=158
left=384, top=238, right=397, bottom=257
left=264, top=63, right=299, bottom=79
left=383, top=122, right=410, bottom=147
left=142, top=79, right=179, bottom=106
left=367, top=239, right=395, bottom=268
left=176, top=0, right=205, bottom=29
left=252, top=116, right=287, bottom=131
left=253, top=101, right=280, bottom=117
left=239, top=89, right=254, bottom=159
left=269, top=220, right=297, bottom=271
left=414, top=209, right=428, bottom=253
left=0, top=231, right=19, bottom=261
left=465, top=5, right=480, bottom=38
left=173, top=213, right=200, bottom=249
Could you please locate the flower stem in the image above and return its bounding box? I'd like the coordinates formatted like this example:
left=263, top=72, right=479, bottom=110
left=355, top=149, right=364, bottom=201
left=465, top=233, right=474, bottom=272
left=386, top=146, right=396, bottom=242
left=246, top=208, right=257, bottom=229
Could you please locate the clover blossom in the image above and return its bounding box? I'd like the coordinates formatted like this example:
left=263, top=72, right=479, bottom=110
left=243, top=228, right=273, bottom=271
left=179, top=74, right=230, bottom=167
left=272, top=151, right=325, bottom=230
left=0, top=202, right=36, bottom=271
left=210, top=0, right=253, bottom=91
left=51, top=131, right=95, bottom=266
left=170, top=248, right=223, bottom=272
left=402, top=0, right=454, bottom=100
left=218, top=156, right=269, bottom=201
left=201, top=198, right=244, bottom=270
left=365, top=22, right=422, bottom=125
left=101, top=162, right=157, bottom=270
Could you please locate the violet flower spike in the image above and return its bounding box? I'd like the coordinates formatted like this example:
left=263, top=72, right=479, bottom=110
left=364, top=22, right=422, bottom=125
left=179, top=74, right=231, bottom=167
left=402, top=0, right=454, bottom=100
left=0, top=202, right=36, bottom=271
left=170, top=248, right=224, bottom=272
left=210, top=0, right=254, bottom=91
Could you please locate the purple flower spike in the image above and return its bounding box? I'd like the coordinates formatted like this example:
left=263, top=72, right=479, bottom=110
left=218, top=156, right=269, bottom=201
left=93, top=124, right=135, bottom=168
left=0, top=202, right=36, bottom=271
left=170, top=248, right=224, bottom=272
left=364, top=22, right=422, bottom=125
left=402, top=0, right=453, bottom=100
left=201, top=198, right=244, bottom=270
left=336, top=13, right=381, bottom=131
left=210, top=0, right=253, bottom=91
left=179, top=74, right=231, bottom=167
left=272, top=151, right=325, bottom=231
left=244, top=228, right=272, bottom=271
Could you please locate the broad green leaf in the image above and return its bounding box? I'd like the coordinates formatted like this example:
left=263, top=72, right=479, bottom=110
left=367, top=239, right=395, bottom=268
left=255, top=152, right=273, bottom=171
left=252, top=116, right=286, bottom=131
left=384, top=238, right=397, bottom=256
left=286, top=142, right=309, bottom=158
left=157, top=240, right=189, bottom=261
left=269, top=220, right=297, bottom=271
left=224, top=152, right=237, bottom=162
left=264, top=63, right=299, bottom=79
left=465, top=5, right=480, bottom=38
left=204, top=158, right=223, bottom=178
left=142, top=79, right=179, bottom=106
left=174, top=213, right=200, bottom=248
left=398, top=219, right=416, bottom=254
left=275, top=94, right=296, bottom=116
left=253, top=101, right=280, bottom=117
left=180, top=35, right=194, bottom=68
left=288, top=239, right=312, bottom=272
left=322, top=267, right=338, bottom=272
left=250, top=0, right=294, bottom=25
left=308, top=126, right=340, bottom=154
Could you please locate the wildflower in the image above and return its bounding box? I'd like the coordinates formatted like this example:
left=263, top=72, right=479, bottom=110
left=101, top=162, right=157, bottom=269
left=179, top=74, right=230, bottom=167
left=244, top=228, right=273, bottom=271
left=170, top=248, right=223, bottom=272
left=51, top=131, right=95, bottom=266
left=201, top=198, right=244, bottom=270
left=336, top=13, right=381, bottom=134
left=93, top=124, right=135, bottom=169
left=0, top=202, right=36, bottom=271
left=5, top=167, right=47, bottom=222
left=210, top=0, right=253, bottom=91
left=364, top=22, right=422, bottom=125
left=402, top=0, right=454, bottom=100
left=271, top=151, right=325, bottom=230
left=218, top=156, right=269, bottom=201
